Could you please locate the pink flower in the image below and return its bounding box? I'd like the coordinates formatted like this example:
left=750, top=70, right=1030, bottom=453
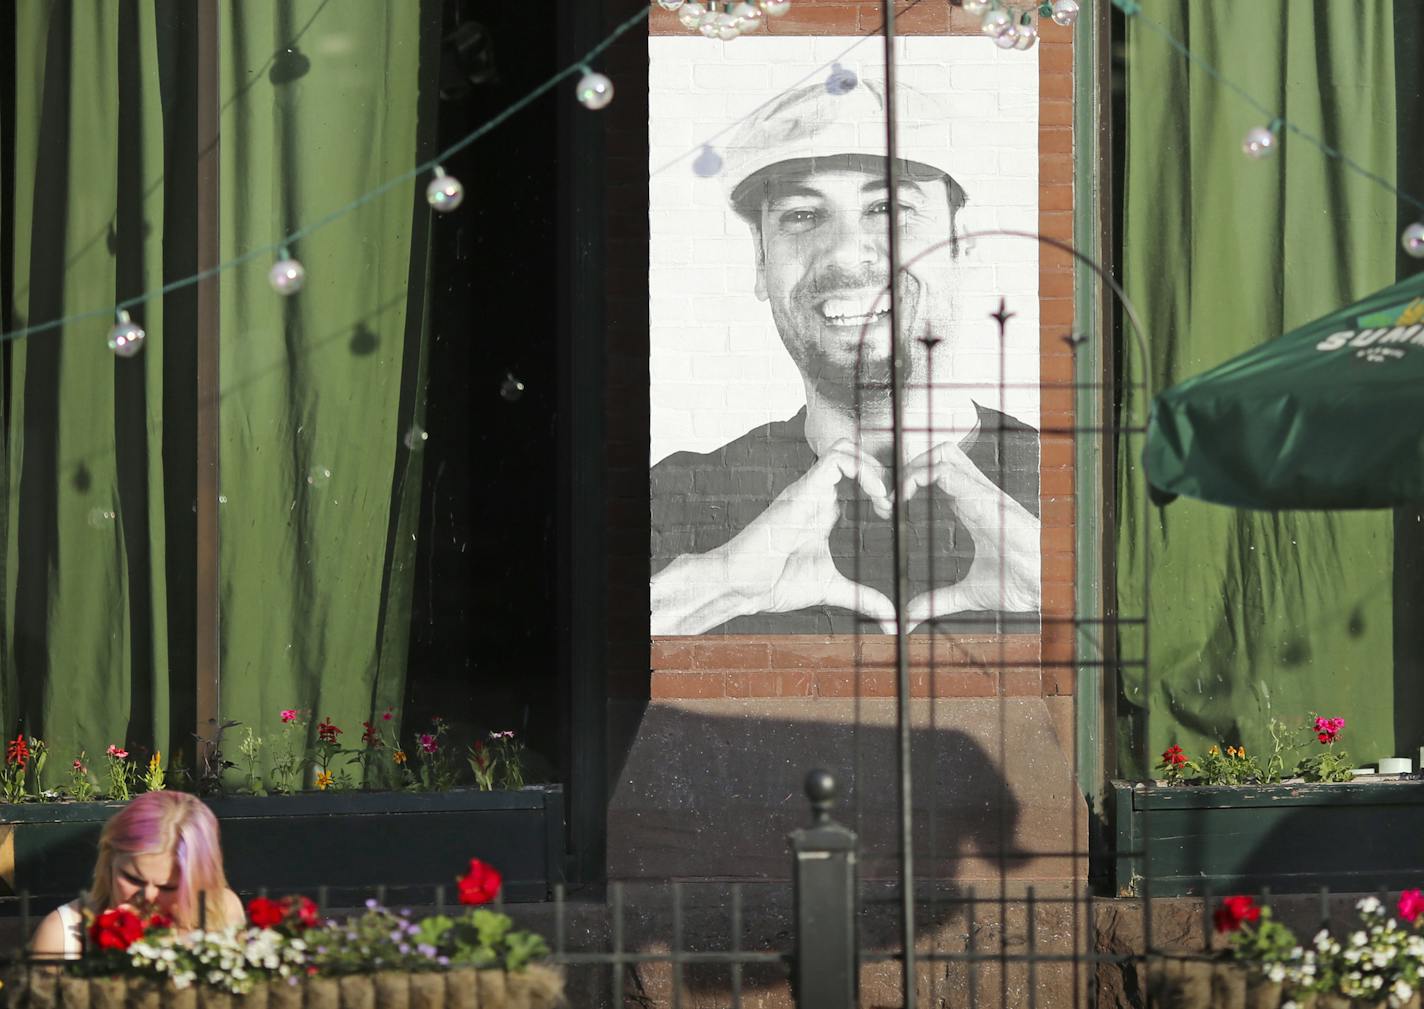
left=72, top=759, right=85, bottom=772
left=280, top=709, right=299, bottom=723
left=1401, top=889, right=1424, bottom=924
left=105, top=744, right=129, bottom=760
left=1314, top=716, right=1345, bottom=744
left=418, top=733, right=438, bottom=754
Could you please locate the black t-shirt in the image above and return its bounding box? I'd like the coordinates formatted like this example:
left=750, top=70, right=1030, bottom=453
left=650, top=403, right=1040, bottom=634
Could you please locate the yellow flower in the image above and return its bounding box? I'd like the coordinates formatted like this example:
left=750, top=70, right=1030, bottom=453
left=315, top=771, right=333, bottom=790
left=393, top=750, right=407, bottom=765
left=1225, top=746, right=1237, bottom=758
left=148, top=752, right=162, bottom=773
left=1208, top=746, right=1220, bottom=756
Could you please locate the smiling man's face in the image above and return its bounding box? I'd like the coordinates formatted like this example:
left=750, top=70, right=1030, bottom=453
left=751, top=156, right=961, bottom=406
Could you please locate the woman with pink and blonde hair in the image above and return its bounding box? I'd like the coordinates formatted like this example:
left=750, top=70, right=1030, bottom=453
left=30, top=791, right=244, bottom=958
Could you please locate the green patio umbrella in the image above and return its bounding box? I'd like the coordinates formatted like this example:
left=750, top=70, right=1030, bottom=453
left=1145, top=272, right=1424, bottom=509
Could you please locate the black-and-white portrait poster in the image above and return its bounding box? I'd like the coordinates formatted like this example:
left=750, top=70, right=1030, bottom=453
left=649, top=36, right=1041, bottom=636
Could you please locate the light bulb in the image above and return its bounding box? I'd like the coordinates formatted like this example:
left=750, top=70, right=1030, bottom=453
left=1014, top=20, right=1038, bottom=48
left=107, top=310, right=146, bottom=357
left=424, top=166, right=464, bottom=212
left=1403, top=222, right=1424, bottom=259
left=426, top=167, right=464, bottom=212
left=732, top=2, right=763, bottom=31
left=1051, top=0, right=1079, bottom=27
left=677, top=1, right=705, bottom=27
left=575, top=71, right=614, bottom=110
left=269, top=253, right=306, bottom=295
left=825, top=63, right=858, bottom=95
left=692, top=145, right=723, bottom=177
left=657, top=0, right=685, bottom=9
left=1242, top=125, right=1278, bottom=159
left=981, top=9, right=1012, bottom=36
left=760, top=0, right=791, bottom=16
left=716, top=12, right=741, bottom=39
left=994, top=25, right=1020, bottom=48
left=962, top=0, right=989, bottom=12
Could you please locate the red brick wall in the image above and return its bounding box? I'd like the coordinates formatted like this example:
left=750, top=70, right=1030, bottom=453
left=632, top=0, right=1076, bottom=703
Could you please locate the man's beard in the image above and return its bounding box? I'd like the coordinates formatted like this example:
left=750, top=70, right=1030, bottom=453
left=774, top=268, right=922, bottom=411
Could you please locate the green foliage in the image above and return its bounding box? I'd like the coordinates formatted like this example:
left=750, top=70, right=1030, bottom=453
left=1297, top=746, right=1354, bottom=783
left=1258, top=718, right=1294, bottom=784
left=1195, top=745, right=1259, bottom=786
left=67, top=753, right=96, bottom=802
left=1226, top=905, right=1298, bottom=965
left=305, top=902, right=548, bottom=976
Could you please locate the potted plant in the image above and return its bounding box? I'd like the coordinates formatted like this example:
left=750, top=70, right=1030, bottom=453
left=0, top=713, right=564, bottom=906
left=1112, top=716, right=1424, bottom=897
left=6, top=859, right=565, bottom=1009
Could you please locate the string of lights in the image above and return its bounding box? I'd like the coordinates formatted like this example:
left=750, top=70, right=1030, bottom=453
left=0, top=3, right=651, bottom=352
left=1111, top=0, right=1424, bottom=257
left=5, top=0, right=1422, bottom=356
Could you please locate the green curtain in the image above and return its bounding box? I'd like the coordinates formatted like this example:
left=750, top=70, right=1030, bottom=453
left=2, top=1, right=431, bottom=782
left=1117, top=0, right=1400, bottom=774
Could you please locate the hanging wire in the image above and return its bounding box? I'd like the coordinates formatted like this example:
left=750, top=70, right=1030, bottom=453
left=3, top=0, right=1419, bottom=347
left=0, top=3, right=652, bottom=346
left=1115, top=0, right=1424, bottom=215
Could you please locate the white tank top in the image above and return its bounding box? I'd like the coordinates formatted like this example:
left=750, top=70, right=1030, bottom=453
left=53, top=900, right=86, bottom=958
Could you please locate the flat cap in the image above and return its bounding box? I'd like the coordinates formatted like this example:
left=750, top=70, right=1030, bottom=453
left=722, top=75, right=956, bottom=218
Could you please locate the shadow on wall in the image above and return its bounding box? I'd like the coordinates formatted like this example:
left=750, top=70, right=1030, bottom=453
left=608, top=697, right=1083, bottom=883
left=582, top=696, right=1086, bottom=1008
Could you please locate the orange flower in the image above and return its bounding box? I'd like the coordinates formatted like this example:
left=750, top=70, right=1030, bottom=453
left=393, top=749, right=407, bottom=765
left=315, top=771, right=333, bottom=790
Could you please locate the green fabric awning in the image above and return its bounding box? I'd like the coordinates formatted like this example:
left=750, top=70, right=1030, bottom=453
left=1145, top=272, right=1424, bottom=510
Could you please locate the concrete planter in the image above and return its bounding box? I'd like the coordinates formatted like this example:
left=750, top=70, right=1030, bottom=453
left=0, top=787, right=564, bottom=909
left=7, top=965, right=565, bottom=1009
left=1112, top=778, right=1424, bottom=897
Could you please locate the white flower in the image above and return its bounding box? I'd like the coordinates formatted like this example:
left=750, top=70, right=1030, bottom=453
left=1352, top=930, right=1369, bottom=947
left=1266, top=964, right=1286, bottom=983
left=1359, top=897, right=1383, bottom=915
left=1289, top=946, right=1303, bottom=960
left=1345, top=949, right=1361, bottom=964
left=1283, top=1001, right=1299, bottom=1009
left=1314, top=928, right=1332, bottom=947
left=1373, top=950, right=1393, bottom=968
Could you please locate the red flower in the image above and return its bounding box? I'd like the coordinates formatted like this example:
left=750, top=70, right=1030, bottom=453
left=316, top=718, right=342, bottom=744
left=456, top=858, right=502, bottom=906
left=1313, top=716, right=1345, bottom=744
left=361, top=722, right=382, bottom=747
left=382, top=709, right=394, bottom=721
left=145, top=912, right=173, bottom=930
left=89, top=907, right=147, bottom=951
left=246, top=896, right=286, bottom=928
left=283, top=895, right=320, bottom=929
left=1400, top=889, right=1424, bottom=924
left=6, top=735, right=29, bottom=768
left=419, top=733, right=438, bottom=754
left=1213, top=895, right=1260, bottom=933
left=1160, top=745, right=1188, bottom=768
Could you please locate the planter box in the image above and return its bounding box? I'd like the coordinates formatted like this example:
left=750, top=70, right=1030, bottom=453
left=6, top=965, right=566, bottom=1009
left=1111, top=778, right=1424, bottom=897
left=0, top=787, right=564, bottom=911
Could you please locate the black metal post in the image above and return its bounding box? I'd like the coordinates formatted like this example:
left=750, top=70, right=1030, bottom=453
left=788, top=769, right=858, bottom=1009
